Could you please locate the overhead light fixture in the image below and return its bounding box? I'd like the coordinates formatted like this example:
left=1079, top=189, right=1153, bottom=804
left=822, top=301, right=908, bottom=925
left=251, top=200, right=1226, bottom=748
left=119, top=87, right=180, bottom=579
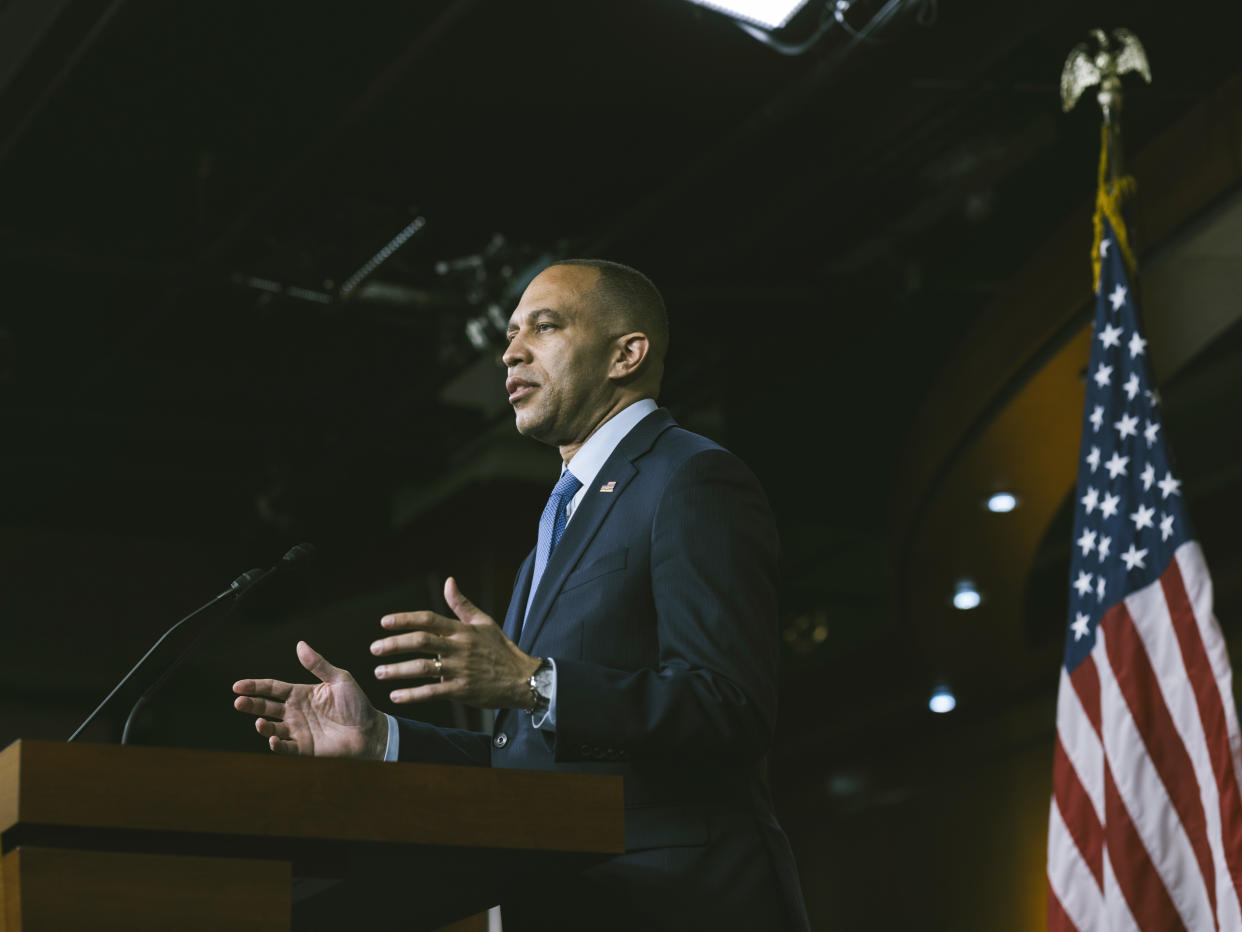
left=684, top=0, right=813, bottom=30
left=929, top=686, right=957, bottom=714
left=985, top=492, right=1018, bottom=513
left=952, top=580, right=981, bottom=611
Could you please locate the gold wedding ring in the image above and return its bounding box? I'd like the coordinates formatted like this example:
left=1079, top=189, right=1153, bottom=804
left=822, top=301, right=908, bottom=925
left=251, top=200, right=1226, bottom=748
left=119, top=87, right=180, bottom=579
left=434, top=655, right=443, bottom=677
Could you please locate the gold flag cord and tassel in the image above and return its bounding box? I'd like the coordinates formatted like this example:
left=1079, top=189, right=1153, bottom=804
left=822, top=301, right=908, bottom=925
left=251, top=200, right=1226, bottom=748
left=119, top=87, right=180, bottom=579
left=1092, top=124, right=1138, bottom=292
left=1060, top=27, right=1151, bottom=291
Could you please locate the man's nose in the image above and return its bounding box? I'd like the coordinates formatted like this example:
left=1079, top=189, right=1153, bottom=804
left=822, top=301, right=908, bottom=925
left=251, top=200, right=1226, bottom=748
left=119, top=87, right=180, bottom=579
left=502, top=336, right=528, bottom=367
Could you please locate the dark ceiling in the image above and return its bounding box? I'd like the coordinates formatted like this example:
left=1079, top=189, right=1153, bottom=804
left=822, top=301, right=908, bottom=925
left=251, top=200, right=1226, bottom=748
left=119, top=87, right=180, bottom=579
left=4, top=0, right=1242, bottom=812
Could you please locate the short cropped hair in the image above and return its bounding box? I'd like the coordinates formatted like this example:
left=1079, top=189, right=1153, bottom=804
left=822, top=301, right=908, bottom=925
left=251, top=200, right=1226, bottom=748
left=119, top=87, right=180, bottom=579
left=555, top=258, right=669, bottom=364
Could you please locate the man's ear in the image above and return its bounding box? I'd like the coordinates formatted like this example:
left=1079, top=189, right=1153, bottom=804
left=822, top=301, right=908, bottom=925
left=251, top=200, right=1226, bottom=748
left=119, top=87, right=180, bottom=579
left=609, top=332, right=650, bottom=381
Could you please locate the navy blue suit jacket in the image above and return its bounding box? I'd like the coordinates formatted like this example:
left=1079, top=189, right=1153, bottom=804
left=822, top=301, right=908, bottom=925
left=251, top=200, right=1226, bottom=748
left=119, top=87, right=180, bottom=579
left=396, top=409, right=808, bottom=930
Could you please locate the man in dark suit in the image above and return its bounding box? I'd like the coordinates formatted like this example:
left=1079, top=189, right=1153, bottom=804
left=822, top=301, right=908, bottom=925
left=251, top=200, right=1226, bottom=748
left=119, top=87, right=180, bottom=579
left=233, top=260, right=809, bottom=930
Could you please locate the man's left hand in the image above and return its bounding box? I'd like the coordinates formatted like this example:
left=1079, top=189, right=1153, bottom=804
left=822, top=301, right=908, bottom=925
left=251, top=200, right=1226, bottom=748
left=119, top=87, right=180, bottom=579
left=372, top=577, right=539, bottom=709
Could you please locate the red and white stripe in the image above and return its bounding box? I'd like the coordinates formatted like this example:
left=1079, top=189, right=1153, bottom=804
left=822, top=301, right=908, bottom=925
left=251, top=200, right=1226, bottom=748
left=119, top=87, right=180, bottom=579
left=1048, top=541, right=1242, bottom=931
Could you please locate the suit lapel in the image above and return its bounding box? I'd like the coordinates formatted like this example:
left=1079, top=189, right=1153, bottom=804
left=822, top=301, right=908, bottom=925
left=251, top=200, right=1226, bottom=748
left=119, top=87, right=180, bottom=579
left=517, top=408, right=675, bottom=653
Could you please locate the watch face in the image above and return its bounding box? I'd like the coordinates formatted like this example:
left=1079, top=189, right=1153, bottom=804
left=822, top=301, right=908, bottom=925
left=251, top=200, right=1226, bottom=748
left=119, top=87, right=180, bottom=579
left=534, top=664, right=554, bottom=695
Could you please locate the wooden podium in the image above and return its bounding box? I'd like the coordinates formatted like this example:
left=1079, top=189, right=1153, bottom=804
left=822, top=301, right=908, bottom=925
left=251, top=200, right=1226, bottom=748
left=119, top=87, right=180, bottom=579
left=0, top=740, right=623, bottom=931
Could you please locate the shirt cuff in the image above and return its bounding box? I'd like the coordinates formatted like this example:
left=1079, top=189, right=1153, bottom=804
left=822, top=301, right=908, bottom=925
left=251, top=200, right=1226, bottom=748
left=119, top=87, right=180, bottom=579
left=531, top=658, right=557, bottom=731
left=383, top=712, right=400, bottom=761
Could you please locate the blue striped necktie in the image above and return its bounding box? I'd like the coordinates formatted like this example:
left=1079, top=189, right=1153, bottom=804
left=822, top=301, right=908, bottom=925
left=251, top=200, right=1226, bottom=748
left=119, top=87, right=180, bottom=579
left=524, top=469, right=582, bottom=623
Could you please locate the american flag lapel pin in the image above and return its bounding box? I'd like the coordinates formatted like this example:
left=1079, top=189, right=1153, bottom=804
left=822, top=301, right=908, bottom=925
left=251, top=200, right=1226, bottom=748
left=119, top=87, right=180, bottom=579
left=599, top=481, right=616, bottom=493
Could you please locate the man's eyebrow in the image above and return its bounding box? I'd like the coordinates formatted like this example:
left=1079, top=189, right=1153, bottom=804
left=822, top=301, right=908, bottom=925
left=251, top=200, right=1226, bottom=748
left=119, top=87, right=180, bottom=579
left=507, top=308, right=564, bottom=332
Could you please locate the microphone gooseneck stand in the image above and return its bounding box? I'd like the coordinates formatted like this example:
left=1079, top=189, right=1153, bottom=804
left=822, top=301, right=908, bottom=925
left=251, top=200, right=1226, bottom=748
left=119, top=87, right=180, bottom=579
left=69, top=542, right=319, bottom=745
left=117, top=542, right=317, bottom=743
left=67, top=569, right=262, bottom=743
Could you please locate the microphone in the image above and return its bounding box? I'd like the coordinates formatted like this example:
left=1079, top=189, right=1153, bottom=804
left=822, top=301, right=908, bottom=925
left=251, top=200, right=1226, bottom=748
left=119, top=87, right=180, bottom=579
left=67, top=544, right=316, bottom=744
left=233, top=542, right=317, bottom=621
left=67, top=567, right=263, bottom=743
left=117, top=543, right=318, bottom=744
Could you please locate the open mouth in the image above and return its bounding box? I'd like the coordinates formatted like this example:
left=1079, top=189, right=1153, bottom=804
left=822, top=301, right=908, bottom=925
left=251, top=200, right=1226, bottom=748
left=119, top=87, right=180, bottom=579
left=506, top=377, right=537, bottom=403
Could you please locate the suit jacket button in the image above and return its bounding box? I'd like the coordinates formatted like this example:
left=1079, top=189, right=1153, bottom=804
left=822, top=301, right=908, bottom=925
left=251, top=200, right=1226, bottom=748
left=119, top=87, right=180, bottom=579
left=493, top=732, right=509, bottom=749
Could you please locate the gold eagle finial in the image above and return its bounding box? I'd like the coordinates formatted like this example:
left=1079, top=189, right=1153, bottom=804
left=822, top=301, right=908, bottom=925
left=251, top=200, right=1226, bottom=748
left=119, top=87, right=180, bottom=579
left=1061, top=28, right=1152, bottom=123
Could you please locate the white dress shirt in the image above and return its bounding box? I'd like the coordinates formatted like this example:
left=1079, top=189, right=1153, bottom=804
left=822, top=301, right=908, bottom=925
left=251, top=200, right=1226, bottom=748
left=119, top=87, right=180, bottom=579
left=383, top=398, right=659, bottom=761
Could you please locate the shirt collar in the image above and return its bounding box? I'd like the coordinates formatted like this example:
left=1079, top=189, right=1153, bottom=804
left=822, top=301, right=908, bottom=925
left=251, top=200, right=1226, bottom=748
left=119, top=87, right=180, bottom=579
left=563, top=398, right=658, bottom=491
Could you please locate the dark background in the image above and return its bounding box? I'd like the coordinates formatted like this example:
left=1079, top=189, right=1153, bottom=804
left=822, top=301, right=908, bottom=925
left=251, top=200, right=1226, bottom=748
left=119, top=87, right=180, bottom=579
left=4, top=0, right=1242, bottom=927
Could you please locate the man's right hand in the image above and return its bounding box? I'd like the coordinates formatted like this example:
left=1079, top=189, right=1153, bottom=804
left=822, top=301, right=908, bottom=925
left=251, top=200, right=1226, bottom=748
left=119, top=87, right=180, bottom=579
left=233, top=641, right=388, bottom=760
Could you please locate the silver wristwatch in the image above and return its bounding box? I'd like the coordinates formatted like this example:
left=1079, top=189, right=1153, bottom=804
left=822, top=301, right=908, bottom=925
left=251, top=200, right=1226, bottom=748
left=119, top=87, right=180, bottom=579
left=527, top=658, right=553, bottom=714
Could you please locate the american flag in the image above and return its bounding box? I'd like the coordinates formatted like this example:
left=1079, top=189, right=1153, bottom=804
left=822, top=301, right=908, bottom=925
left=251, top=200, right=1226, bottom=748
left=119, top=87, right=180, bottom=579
left=1046, top=214, right=1242, bottom=930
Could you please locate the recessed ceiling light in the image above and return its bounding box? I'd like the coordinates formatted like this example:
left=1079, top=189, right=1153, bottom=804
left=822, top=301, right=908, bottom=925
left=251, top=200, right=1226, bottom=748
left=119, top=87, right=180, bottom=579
left=684, top=0, right=812, bottom=30
left=986, top=492, right=1018, bottom=513
left=952, top=581, right=981, bottom=611
left=929, top=686, right=957, bottom=714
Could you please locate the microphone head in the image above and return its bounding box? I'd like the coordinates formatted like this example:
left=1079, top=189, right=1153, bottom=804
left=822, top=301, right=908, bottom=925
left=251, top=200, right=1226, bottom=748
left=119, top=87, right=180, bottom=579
left=235, top=544, right=319, bottom=624
left=229, top=568, right=266, bottom=592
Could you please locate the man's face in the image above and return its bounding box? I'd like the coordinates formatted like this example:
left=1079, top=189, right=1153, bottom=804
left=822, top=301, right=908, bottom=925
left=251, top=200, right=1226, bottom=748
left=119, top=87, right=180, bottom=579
left=503, top=265, right=617, bottom=447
